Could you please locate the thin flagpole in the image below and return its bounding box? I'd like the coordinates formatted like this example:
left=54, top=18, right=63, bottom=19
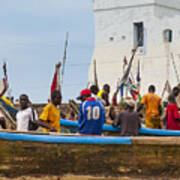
left=61, top=32, right=69, bottom=86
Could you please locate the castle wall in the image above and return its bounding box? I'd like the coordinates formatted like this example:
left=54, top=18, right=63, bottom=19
left=89, top=0, right=180, bottom=98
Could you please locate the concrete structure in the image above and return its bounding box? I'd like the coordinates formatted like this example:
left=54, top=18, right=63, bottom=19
left=89, top=0, right=180, bottom=98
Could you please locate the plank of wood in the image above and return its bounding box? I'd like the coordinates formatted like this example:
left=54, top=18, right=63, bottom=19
left=0, top=129, right=81, bottom=136
left=132, top=136, right=180, bottom=145
left=0, top=104, right=16, bottom=129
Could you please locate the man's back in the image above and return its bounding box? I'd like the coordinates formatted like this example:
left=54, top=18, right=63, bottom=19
left=114, top=111, right=141, bottom=136
left=166, top=103, right=180, bottom=130
left=141, top=93, right=161, bottom=118
left=78, top=97, right=105, bottom=135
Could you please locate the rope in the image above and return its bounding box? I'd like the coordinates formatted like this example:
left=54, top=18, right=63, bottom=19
left=161, top=80, right=171, bottom=98
left=165, top=42, right=170, bottom=82
left=161, top=42, right=171, bottom=98
left=170, top=53, right=180, bottom=84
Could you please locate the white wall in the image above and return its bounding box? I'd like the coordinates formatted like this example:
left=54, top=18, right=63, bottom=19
left=94, top=0, right=154, bottom=10
left=90, top=0, right=180, bottom=98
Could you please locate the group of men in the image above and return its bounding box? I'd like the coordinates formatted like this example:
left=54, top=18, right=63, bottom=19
left=16, top=84, right=110, bottom=135
left=16, top=90, right=62, bottom=132
left=15, top=83, right=138, bottom=136
left=15, top=82, right=180, bottom=136
left=137, top=85, right=180, bottom=131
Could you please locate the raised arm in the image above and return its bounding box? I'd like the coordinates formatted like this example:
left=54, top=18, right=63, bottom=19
left=0, top=78, right=8, bottom=97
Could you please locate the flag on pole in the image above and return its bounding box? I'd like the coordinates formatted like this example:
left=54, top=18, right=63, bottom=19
left=119, top=49, right=137, bottom=88
left=130, top=84, right=139, bottom=101
left=118, top=34, right=142, bottom=98
left=51, top=62, right=61, bottom=94
left=51, top=71, right=57, bottom=93
left=119, top=84, right=124, bottom=98
left=119, top=54, right=135, bottom=99
left=124, top=79, right=141, bottom=101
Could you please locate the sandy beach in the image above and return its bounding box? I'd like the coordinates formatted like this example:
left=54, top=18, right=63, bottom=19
left=0, top=175, right=179, bottom=180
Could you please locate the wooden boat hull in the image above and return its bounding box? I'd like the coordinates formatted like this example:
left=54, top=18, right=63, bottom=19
left=60, top=119, right=180, bottom=136
left=0, top=131, right=180, bottom=177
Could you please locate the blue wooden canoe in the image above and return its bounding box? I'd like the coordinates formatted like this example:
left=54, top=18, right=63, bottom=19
left=60, top=119, right=180, bottom=136
left=1, top=131, right=180, bottom=177
left=1, top=129, right=180, bottom=178
left=0, top=131, right=131, bottom=144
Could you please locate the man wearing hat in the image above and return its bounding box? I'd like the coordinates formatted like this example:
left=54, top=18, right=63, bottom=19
left=114, top=100, right=141, bottom=136
left=77, top=89, right=106, bottom=135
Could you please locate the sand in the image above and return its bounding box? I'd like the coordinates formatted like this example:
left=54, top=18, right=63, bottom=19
left=0, top=175, right=179, bottom=180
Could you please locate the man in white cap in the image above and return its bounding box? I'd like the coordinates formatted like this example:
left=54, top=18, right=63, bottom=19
left=114, top=100, right=141, bottom=136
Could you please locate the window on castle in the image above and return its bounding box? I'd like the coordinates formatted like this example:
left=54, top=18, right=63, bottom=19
left=134, top=22, right=144, bottom=47
left=109, top=37, right=114, bottom=41
left=163, top=29, right=173, bottom=43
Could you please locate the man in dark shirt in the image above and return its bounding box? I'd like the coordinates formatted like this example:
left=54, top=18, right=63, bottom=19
left=114, top=100, right=141, bottom=136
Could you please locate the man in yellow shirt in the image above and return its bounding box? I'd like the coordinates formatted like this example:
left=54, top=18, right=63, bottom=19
left=38, top=90, right=61, bottom=132
left=97, top=84, right=110, bottom=106
left=137, top=85, right=162, bottom=129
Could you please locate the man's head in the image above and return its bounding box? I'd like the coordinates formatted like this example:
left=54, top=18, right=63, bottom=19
left=172, top=87, right=180, bottom=97
left=90, top=85, right=99, bottom=95
left=168, top=95, right=176, bottom=104
left=77, top=89, right=91, bottom=102
left=19, top=94, right=29, bottom=109
left=51, top=90, right=62, bottom=106
left=70, top=111, right=75, bottom=117
left=126, top=100, right=135, bottom=111
left=60, top=112, right=66, bottom=119
left=148, top=85, right=155, bottom=93
left=103, top=84, right=110, bottom=94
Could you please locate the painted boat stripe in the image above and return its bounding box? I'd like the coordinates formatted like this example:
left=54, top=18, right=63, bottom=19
left=60, top=119, right=180, bottom=136
left=0, top=132, right=132, bottom=145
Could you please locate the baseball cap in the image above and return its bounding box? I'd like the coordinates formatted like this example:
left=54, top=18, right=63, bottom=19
left=77, top=89, right=92, bottom=100
left=126, top=99, right=135, bottom=107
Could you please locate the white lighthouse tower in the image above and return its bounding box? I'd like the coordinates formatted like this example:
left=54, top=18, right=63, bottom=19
left=89, top=0, right=180, bottom=96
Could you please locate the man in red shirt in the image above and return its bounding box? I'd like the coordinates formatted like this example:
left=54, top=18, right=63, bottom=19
left=166, top=95, right=180, bottom=130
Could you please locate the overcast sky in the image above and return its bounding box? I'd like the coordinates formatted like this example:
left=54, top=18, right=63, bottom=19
left=0, top=0, right=94, bottom=103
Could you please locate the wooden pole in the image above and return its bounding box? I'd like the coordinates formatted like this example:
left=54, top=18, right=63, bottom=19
left=93, top=59, right=99, bottom=88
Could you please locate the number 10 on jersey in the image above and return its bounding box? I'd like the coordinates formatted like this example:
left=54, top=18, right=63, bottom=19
left=87, top=106, right=100, bottom=120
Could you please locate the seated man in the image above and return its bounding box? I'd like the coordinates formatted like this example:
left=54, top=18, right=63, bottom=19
left=114, top=100, right=141, bottom=136
left=77, top=89, right=106, bottom=135
left=69, top=111, right=76, bottom=120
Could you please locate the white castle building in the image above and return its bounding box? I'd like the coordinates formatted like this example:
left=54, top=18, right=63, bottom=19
left=89, top=0, right=180, bottom=97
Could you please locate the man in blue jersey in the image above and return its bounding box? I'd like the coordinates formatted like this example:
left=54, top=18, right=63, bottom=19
left=77, top=89, right=106, bottom=135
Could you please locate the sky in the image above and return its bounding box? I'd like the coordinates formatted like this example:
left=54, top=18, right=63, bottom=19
left=0, top=0, right=94, bottom=103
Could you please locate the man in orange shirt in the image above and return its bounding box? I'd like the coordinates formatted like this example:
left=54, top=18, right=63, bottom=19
left=137, top=85, right=162, bottom=129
